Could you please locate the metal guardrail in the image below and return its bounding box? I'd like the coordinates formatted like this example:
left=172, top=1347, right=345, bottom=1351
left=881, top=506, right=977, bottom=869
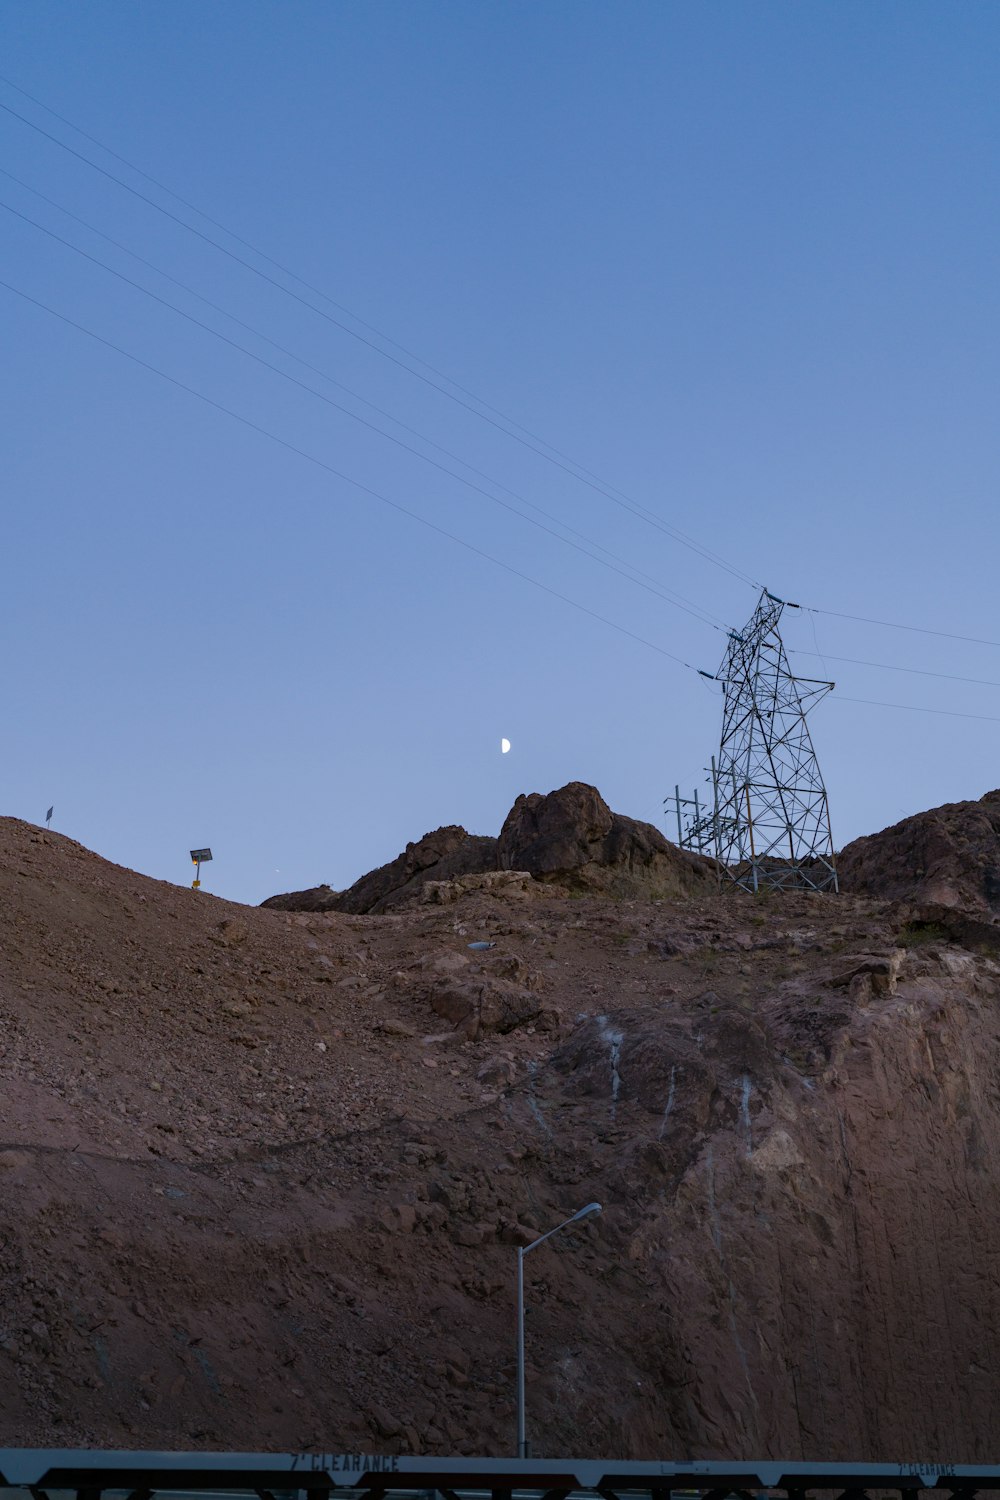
left=0, top=1452, right=990, bottom=1498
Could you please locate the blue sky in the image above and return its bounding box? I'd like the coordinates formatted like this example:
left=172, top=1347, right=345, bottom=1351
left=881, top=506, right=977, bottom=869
left=3, top=1, right=999, bottom=903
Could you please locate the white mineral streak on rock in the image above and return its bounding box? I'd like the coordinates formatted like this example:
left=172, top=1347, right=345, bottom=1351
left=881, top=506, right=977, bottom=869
left=658, top=1063, right=677, bottom=1139
left=525, top=1058, right=552, bottom=1137
left=596, top=1014, right=624, bottom=1120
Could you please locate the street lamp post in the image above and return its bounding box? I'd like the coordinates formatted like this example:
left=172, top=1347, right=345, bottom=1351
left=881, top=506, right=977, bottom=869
left=516, top=1201, right=601, bottom=1459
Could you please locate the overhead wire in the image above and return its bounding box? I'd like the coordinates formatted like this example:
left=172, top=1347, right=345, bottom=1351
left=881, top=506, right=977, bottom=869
left=6, top=262, right=998, bottom=737
left=786, top=600, right=1000, bottom=721
left=0, top=273, right=713, bottom=678
left=0, top=165, right=725, bottom=630
left=0, top=69, right=581, bottom=444
left=1, top=193, right=728, bottom=635
left=0, top=70, right=689, bottom=504
left=791, top=649, right=1000, bottom=692
left=2, top=167, right=699, bottom=604
left=0, top=83, right=760, bottom=589
left=0, top=75, right=756, bottom=587
left=834, top=696, right=1000, bottom=725
left=804, top=604, right=1000, bottom=652
left=7, top=79, right=999, bottom=725
left=720, top=609, right=1000, bottom=727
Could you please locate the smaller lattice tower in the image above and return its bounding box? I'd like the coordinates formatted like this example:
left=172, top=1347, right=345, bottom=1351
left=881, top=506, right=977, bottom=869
left=712, top=589, right=837, bottom=892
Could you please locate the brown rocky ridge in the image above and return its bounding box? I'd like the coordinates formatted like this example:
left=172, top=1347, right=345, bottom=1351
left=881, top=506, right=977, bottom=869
left=262, top=827, right=499, bottom=916
left=3, top=786, right=1000, bottom=1460
left=264, top=782, right=715, bottom=914
left=839, top=788, right=1000, bottom=913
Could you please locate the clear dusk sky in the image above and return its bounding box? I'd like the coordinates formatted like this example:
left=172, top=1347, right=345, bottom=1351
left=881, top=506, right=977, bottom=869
left=3, top=1, right=999, bottom=904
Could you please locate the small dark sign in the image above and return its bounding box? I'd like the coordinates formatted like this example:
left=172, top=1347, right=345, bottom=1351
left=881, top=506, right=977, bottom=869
left=190, top=848, right=213, bottom=864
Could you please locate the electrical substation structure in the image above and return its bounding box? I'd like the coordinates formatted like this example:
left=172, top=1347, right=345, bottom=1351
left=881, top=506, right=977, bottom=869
left=670, top=589, right=839, bottom=893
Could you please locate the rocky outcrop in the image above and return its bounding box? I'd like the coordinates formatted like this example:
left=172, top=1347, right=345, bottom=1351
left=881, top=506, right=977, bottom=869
left=260, top=882, right=341, bottom=912
left=386, top=946, right=556, bottom=1042
left=264, top=826, right=497, bottom=916
left=497, top=780, right=715, bottom=898
left=839, top=788, right=1000, bottom=913
left=262, top=783, right=713, bottom=911
left=422, top=869, right=536, bottom=904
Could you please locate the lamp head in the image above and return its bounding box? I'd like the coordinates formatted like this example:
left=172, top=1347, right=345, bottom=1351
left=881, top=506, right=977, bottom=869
left=572, top=1201, right=602, bottom=1221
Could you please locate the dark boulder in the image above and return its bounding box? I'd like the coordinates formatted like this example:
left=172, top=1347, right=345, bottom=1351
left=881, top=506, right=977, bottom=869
left=497, top=780, right=715, bottom=899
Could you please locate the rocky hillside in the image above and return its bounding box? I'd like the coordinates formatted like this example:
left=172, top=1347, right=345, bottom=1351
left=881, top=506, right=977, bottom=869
left=3, top=796, right=1000, bottom=1459
left=839, top=788, right=1000, bottom=914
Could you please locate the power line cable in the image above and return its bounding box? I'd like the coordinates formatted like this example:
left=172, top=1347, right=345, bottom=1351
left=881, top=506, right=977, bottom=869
left=835, top=695, right=1000, bottom=726
left=805, top=605, right=1000, bottom=652
left=11, top=273, right=994, bottom=737
left=792, top=649, right=1000, bottom=691
left=0, top=273, right=711, bottom=677
left=0, top=70, right=577, bottom=442
left=0, top=69, right=683, bottom=497
left=19, top=79, right=998, bottom=697
left=0, top=165, right=713, bottom=628
left=0, top=74, right=755, bottom=586
left=0, top=169, right=728, bottom=632
left=0, top=85, right=759, bottom=589
left=1, top=195, right=727, bottom=635
left=11, top=92, right=998, bottom=777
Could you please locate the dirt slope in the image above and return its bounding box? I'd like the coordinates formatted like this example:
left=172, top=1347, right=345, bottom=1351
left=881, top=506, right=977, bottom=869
left=3, top=814, right=1000, bottom=1459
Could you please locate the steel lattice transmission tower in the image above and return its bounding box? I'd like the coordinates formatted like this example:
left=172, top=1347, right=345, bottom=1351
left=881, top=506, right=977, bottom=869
left=712, top=589, right=838, bottom=892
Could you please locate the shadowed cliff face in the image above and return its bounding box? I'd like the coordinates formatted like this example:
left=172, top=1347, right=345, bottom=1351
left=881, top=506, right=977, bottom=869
left=3, top=805, right=1000, bottom=1459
